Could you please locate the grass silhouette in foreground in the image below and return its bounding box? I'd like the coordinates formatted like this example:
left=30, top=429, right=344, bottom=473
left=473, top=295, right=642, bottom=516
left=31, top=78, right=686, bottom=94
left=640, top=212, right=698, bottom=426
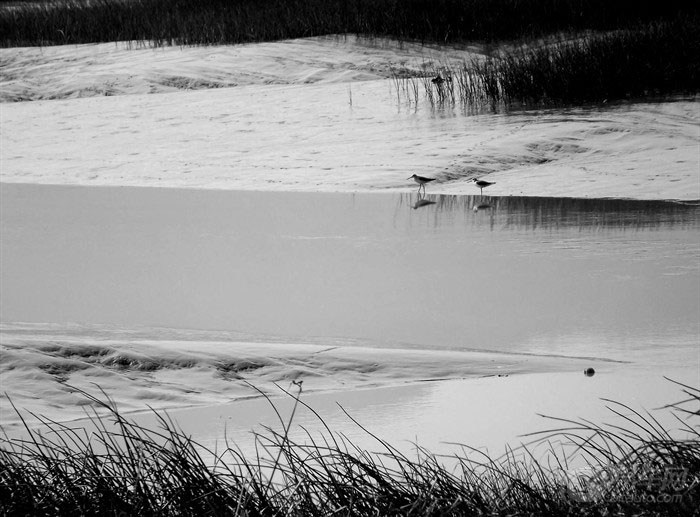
left=1, top=378, right=698, bottom=516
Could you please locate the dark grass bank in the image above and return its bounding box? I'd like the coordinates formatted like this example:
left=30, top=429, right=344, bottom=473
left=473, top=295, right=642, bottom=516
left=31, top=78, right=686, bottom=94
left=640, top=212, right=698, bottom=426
left=1, top=380, right=698, bottom=516
left=2, top=1, right=699, bottom=107
left=1, top=0, right=698, bottom=47
left=405, top=17, right=700, bottom=107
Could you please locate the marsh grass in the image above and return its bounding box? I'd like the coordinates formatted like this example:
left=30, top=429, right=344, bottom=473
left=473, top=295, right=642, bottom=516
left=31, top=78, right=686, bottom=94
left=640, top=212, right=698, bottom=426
left=1, top=0, right=698, bottom=47
left=1, top=379, right=699, bottom=516
left=2, top=1, right=699, bottom=106
left=397, top=18, right=700, bottom=108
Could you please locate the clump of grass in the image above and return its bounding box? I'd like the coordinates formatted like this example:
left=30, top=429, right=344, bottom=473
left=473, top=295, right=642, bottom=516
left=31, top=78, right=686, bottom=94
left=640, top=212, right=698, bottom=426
left=1, top=0, right=697, bottom=48
left=0, top=389, right=258, bottom=515
left=1, top=379, right=698, bottom=516
left=403, top=17, right=700, bottom=108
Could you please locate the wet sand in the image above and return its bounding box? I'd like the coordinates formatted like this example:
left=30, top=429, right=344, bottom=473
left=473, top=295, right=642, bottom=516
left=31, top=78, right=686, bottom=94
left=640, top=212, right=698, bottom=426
left=127, top=369, right=698, bottom=460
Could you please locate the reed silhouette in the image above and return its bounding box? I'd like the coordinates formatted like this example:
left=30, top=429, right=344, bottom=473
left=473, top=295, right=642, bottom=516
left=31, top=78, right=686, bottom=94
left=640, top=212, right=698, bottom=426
left=1, top=379, right=698, bottom=515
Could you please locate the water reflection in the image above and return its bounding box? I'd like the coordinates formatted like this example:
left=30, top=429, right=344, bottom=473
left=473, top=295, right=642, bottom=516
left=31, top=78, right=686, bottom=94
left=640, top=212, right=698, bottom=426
left=412, top=192, right=436, bottom=209
left=401, top=194, right=700, bottom=231
left=3, top=185, right=697, bottom=364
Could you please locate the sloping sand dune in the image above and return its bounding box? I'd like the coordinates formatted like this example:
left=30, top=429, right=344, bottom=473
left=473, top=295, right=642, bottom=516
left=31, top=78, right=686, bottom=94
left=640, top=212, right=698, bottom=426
left=0, top=35, right=478, bottom=101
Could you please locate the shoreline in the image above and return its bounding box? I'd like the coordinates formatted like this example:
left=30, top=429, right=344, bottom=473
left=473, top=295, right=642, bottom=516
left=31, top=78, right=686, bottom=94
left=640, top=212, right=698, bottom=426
left=4, top=367, right=696, bottom=462
left=150, top=369, right=698, bottom=454
left=3, top=183, right=697, bottom=351
left=2, top=83, right=697, bottom=200
left=2, top=180, right=700, bottom=203
left=0, top=319, right=625, bottom=430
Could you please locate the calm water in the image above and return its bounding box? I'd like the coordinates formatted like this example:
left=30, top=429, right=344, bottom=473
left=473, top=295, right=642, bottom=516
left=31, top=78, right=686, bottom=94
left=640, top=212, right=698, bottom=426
left=129, top=369, right=697, bottom=460
left=2, top=184, right=698, bottom=367
left=2, top=183, right=698, bottom=456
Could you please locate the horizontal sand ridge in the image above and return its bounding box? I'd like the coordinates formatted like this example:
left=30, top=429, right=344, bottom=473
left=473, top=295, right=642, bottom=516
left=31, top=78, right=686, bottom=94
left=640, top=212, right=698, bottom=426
left=0, top=321, right=616, bottom=428
left=0, top=36, right=482, bottom=102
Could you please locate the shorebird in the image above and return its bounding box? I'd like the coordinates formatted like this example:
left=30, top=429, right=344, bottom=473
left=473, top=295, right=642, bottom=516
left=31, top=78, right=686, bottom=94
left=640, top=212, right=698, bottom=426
left=472, top=178, right=495, bottom=195
left=408, top=174, right=436, bottom=194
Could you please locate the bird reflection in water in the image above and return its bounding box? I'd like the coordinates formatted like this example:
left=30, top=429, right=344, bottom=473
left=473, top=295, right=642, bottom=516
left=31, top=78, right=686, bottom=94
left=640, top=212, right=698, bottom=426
left=413, top=192, right=436, bottom=209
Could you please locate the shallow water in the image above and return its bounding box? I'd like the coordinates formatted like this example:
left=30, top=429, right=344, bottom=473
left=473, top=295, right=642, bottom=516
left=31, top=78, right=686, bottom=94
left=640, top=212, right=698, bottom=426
left=2, top=183, right=698, bottom=456
left=127, top=370, right=698, bottom=461
left=2, top=184, right=697, bottom=366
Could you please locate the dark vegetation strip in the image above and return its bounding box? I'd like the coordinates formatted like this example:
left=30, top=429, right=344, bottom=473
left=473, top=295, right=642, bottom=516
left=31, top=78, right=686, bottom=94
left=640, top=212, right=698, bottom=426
left=490, top=20, right=700, bottom=103
left=0, top=0, right=698, bottom=47
left=0, top=381, right=699, bottom=516
left=410, top=17, right=700, bottom=106
left=1, top=1, right=699, bottom=105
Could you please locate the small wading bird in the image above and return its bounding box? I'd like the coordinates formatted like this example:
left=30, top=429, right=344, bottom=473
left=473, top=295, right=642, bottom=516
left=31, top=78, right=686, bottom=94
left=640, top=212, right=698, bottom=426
left=472, top=178, right=495, bottom=195
left=408, top=174, right=436, bottom=194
